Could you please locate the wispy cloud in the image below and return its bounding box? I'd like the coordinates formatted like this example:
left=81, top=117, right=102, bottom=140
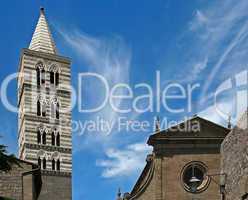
left=199, top=93, right=247, bottom=127
left=201, top=20, right=248, bottom=98
left=199, top=70, right=248, bottom=126
left=172, top=0, right=248, bottom=117
left=188, top=0, right=248, bottom=98
left=56, top=27, right=148, bottom=169
left=162, top=0, right=248, bottom=126
left=96, top=143, right=152, bottom=178
left=53, top=1, right=248, bottom=179
left=190, top=10, right=209, bottom=32
left=184, top=57, right=208, bottom=83
left=57, top=27, right=133, bottom=138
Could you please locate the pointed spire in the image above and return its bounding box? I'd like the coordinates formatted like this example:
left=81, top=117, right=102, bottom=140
left=155, top=116, right=160, bottom=132
left=29, top=7, right=57, bottom=54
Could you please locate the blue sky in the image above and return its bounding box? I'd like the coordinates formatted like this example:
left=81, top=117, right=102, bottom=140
left=0, top=0, right=248, bottom=200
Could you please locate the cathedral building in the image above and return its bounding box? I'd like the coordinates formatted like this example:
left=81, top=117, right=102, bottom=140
left=0, top=6, right=247, bottom=200
left=18, top=8, right=72, bottom=199
left=120, top=116, right=230, bottom=200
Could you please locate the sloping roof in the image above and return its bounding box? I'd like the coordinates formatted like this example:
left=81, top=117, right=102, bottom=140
left=128, top=156, right=155, bottom=199
left=29, top=8, right=57, bottom=54
left=148, top=116, right=230, bottom=145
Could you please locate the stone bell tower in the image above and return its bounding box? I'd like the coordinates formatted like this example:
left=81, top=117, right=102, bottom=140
left=18, top=8, right=72, bottom=199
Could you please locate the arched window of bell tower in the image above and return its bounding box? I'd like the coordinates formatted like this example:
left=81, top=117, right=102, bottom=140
left=37, top=129, right=41, bottom=144
left=42, top=131, right=47, bottom=145
left=56, top=132, right=60, bottom=146
left=57, top=159, right=60, bottom=171
left=52, top=159, right=56, bottom=170
left=37, top=99, right=41, bottom=116
left=51, top=131, right=55, bottom=146
left=42, top=157, right=46, bottom=170
left=36, top=62, right=45, bottom=87
left=38, top=157, right=41, bottom=168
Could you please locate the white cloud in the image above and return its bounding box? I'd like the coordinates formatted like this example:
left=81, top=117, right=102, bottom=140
left=166, top=56, right=209, bottom=84
left=166, top=0, right=248, bottom=116
left=187, top=57, right=208, bottom=82
left=56, top=27, right=146, bottom=171
left=201, top=20, right=248, bottom=99
left=57, top=27, right=134, bottom=138
left=199, top=101, right=231, bottom=126
left=96, top=143, right=152, bottom=178
left=199, top=82, right=247, bottom=126
left=193, top=57, right=208, bottom=74
left=190, top=10, right=209, bottom=31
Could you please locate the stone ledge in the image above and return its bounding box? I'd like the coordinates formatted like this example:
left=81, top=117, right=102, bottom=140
left=22, top=48, right=71, bottom=64
left=24, top=143, right=72, bottom=153
left=41, top=170, right=71, bottom=177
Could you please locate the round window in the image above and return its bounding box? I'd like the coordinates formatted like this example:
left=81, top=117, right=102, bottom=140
left=181, top=162, right=210, bottom=193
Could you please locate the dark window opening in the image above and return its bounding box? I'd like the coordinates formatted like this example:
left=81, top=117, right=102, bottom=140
left=242, top=193, right=248, bottom=200
left=42, top=132, right=46, bottom=145
left=37, top=100, right=41, bottom=116
left=56, top=133, right=60, bottom=147
left=52, top=159, right=55, bottom=170
left=57, top=160, right=60, bottom=171
left=55, top=72, right=59, bottom=86
left=41, top=69, right=45, bottom=84
left=42, top=158, right=46, bottom=170
left=56, top=103, right=59, bottom=119
left=51, top=132, right=55, bottom=146
left=38, top=157, right=41, bottom=167
left=36, top=68, right=40, bottom=86
left=42, top=103, right=46, bottom=117
left=183, top=166, right=204, bottom=187
left=50, top=71, right=55, bottom=84
left=37, top=130, right=41, bottom=144
left=181, top=162, right=209, bottom=194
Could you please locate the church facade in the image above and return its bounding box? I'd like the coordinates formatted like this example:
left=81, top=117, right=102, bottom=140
left=18, top=8, right=72, bottom=200
left=117, top=111, right=248, bottom=200
left=120, top=116, right=230, bottom=200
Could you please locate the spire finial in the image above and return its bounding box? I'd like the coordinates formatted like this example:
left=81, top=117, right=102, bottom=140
left=116, top=188, right=122, bottom=200
left=228, top=116, right=232, bottom=129
left=193, top=113, right=198, bottom=117
left=155, top=116, right=160, bottom=132
left=40, top=7, right=45, bottom=14
left=118, top=188, right=121, bottom=197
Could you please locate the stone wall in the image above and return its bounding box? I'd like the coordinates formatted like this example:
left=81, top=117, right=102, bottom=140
left=126, top=116, right=229, bottom=200
left=161, top=153, right=222, bottom=200
left=237, top=110, right=248, bottom=130
left=221, top=111, right=248, bottom=200
left=0, top=160, right=41, bottom=200
left=38, top=173, right=72, bottom=200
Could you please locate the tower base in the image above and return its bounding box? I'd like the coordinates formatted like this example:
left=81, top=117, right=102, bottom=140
left=38, top=171, right=72, bottom=200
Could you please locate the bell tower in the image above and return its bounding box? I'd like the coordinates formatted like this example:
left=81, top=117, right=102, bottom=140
left=18, top=8, right=72, bottom=199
